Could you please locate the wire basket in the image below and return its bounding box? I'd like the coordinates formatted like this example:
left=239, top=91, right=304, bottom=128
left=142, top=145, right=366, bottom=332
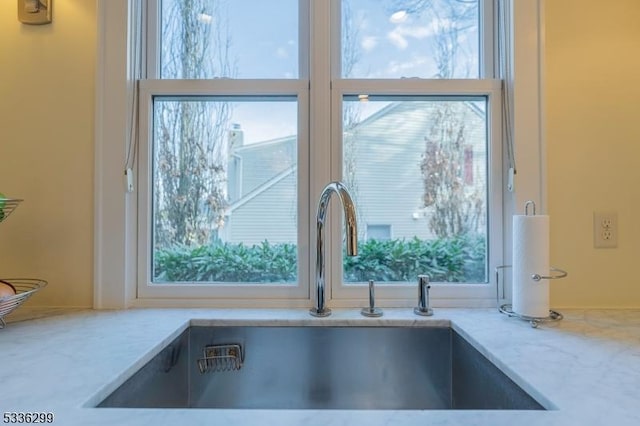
left=0, top=198, right=23, bottom=224
left=197, top=343, right=244, bottom=373
left=0, top=278, right=47, bottom=328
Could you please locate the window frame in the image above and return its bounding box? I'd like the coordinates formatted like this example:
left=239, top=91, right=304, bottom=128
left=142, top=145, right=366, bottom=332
left=328, top=80, right=503, bottom=306
left=136, top=79, right=311, bottom=301
left=94, top=0, right=546, bottom=309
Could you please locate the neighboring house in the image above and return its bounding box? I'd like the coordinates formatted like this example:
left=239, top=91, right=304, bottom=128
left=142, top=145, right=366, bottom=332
left=220, top=133, right=298, bottom=244
left=221, top=101, right=486, bottom=245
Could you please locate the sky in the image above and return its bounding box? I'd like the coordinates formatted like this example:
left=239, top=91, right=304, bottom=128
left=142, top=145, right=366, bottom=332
left=219, top=0, right=478, bottom=80
left=162, top=0, right=479, bottom=144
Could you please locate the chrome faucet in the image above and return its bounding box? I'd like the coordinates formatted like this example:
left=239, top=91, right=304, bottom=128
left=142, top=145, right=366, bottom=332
left=310, top=181, right=358, bottom=317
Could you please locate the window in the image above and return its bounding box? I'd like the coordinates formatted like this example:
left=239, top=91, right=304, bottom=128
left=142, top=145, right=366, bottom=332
left=137, top=0, right=308, bottom=299
left=96, top=0, right=545, bottom=308
left=149, top=97, right=299, bottom=284
left=138, top=0, right=498, bottom=300
left=330, top=0, right=502, bottom=303
left=340, top=95, right=494, bottom=287
left=366, top=224, right=392, bottom=241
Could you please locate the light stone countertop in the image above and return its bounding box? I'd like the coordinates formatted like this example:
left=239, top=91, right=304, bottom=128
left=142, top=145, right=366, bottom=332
left=1, top=308, right=639, bottom=426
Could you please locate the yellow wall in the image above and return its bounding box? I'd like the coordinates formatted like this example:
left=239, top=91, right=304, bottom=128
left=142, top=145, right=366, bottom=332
left=1, top=1, right=638, bottom=308
left=0, top=1, right=96, bottom=307
left=546, top=0, right=640, bottom=307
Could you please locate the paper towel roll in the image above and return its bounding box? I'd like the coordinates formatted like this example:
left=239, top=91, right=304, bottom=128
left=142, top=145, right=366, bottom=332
left=512, top=214, right=550, bottom=318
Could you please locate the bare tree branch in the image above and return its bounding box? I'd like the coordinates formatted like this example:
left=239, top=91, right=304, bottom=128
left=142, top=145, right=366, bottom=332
left=155, top=0, right=236, bottom=247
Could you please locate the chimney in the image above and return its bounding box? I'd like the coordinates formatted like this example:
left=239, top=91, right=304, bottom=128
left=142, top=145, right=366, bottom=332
left=228, top=123, right=244, bottom=150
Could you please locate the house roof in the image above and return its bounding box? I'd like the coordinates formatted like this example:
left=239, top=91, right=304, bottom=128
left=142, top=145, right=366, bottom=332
left=228, top=135, right=297, bottom=211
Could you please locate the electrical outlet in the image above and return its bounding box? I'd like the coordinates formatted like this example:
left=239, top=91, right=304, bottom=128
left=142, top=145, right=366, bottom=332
left=594, top=212, right=618, bottom=248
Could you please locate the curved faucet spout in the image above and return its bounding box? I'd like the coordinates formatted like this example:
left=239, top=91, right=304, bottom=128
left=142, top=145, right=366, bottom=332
left=310, top=181, right=358, bottom=317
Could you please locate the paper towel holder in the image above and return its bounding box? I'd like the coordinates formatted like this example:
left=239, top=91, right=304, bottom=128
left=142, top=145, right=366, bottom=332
left=496, top=201, right=569, bottom=327
left=495, top=265, right=567, bottom=328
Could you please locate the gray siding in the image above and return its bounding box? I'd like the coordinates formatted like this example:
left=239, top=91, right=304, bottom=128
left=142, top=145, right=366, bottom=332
left=224, top=171, right=297, bottom=245
left=222, top=101, right=486, bottom=245
left=349, top=101, right=486, bottom=240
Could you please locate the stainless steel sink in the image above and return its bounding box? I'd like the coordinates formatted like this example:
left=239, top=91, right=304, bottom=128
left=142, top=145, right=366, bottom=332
left=97, top=326, right=544, bottom=410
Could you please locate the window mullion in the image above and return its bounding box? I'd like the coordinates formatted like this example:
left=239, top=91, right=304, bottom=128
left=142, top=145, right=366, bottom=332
left=309, top=0, right=332, bottom=186
left=309, top=0, right=334, bottom=299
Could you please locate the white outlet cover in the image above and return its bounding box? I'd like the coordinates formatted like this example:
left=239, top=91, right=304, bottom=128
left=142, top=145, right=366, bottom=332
left=594, top=212, right=618, bottom=248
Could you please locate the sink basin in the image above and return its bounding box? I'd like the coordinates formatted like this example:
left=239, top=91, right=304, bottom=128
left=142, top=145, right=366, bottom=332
left=97, top=326, right=544, bottom=410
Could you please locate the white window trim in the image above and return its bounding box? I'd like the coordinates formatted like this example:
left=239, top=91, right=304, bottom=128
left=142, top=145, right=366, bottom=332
left=94, top=0, right=546, bottom=309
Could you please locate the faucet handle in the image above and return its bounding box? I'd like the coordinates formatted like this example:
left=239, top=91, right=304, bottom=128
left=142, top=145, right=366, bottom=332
left=414, top=275, right=434, bottom=316
left=361, top=280, right=383, bottom=317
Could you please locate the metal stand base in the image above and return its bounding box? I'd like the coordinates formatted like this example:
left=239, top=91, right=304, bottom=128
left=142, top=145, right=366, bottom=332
left=495, top=262, right=566, bottom=329
left=413, top=307, right=434, bottom=316
left=499, top=304, right=563, bottom=328
left=361, top=307, right=383, bottom=317
left=309, top=308, right=331, bottom=317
